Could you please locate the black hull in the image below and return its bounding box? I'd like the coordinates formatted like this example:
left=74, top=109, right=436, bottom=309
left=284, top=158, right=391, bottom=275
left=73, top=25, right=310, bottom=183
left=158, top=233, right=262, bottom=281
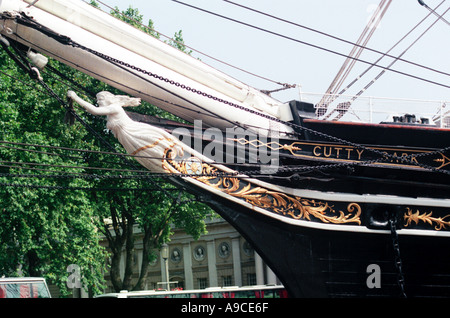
left=197, top=118, right=450, bottom=199
left=172, top=177, right=450, bottom=298
left=131, top=111, right=450, bottom=298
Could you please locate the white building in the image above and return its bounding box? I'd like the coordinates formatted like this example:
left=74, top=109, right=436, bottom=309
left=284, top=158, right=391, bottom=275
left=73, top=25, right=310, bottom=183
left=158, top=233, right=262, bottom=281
left=101, top=215, right=280, bottom=293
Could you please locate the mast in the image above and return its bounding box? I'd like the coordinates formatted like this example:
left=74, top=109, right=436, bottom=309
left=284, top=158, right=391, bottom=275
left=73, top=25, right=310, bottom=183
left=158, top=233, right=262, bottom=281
left=317, top=0, right=391, bottom=119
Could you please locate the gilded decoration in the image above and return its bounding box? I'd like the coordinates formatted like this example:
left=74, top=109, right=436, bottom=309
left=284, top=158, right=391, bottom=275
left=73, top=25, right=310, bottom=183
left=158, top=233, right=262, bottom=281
left=162, top=148, right=361, bottom=225
left=404, top=207, right=450, bottom=231
left=232, top=138, right=303, bottom=157
left=232, top=137, right=450, bottom=171
left=434, top=153, right=450, bottom=170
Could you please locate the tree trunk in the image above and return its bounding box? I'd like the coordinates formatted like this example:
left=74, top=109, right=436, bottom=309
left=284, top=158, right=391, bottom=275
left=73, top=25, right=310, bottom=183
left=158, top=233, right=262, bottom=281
left=133, top=226, right=153, bottom=290
left=121, top=216, right=135, bottom=291
left=109, top=251, right=123, bottom=292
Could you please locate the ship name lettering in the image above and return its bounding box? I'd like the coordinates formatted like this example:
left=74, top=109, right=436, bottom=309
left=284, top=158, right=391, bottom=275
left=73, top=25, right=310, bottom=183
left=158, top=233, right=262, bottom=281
left=381, top=151, right=419, bottom=164
left=313, top=146, right=364, bottom=160
left=312, top=145, right=419, bottom=165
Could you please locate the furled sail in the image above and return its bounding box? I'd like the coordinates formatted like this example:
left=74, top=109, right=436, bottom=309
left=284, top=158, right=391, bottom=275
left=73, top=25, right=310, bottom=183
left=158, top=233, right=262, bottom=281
left=0, top=0, right=295, bottom=136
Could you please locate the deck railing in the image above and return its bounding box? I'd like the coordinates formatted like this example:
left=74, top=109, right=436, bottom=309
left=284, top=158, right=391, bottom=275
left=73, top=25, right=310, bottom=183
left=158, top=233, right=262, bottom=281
left=298, top=92, right=449, bottom=127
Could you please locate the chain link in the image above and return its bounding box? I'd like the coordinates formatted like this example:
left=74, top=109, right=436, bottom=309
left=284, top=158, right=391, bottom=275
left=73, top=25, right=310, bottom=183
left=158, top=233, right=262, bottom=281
left=6, top=14, right=450, bottom=178
left=68, top=40, right=450, bottom=176
left=389, top=215, right=407, bottom=298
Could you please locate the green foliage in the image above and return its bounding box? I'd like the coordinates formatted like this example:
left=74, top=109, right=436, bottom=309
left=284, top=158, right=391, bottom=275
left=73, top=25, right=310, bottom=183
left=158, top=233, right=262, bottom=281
left=0, top=3, right=214, bottom=296
left=0, top=48, right=107, bottom=296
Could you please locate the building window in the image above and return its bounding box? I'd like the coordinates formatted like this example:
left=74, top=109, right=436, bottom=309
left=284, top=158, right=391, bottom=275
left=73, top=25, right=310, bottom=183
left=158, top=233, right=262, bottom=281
left=198, top=278, right=208, bottom=289
left=222, top=276, right=233, bottom=287
left=247, top=273, right=257, bottom=286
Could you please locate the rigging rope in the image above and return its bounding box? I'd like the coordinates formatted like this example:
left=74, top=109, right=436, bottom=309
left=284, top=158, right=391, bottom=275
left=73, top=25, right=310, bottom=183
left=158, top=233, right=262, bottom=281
left=1, top=12, right=450, bottom=182
left=64, top=39, right=450, bottom=174
left=419, top=0, right=450, bottom=27
left=222, top=0, right=450, bottom=80
left=90, top=0, right=295, bottom=91
left=171, top=0, right=450, bottom=90
left=319, top=0, right=391, bottom=111
left=324, top=3, right=450, bottom=121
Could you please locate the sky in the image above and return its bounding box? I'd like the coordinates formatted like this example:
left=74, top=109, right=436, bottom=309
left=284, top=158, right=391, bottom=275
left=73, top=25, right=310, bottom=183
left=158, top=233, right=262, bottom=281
left=97, top=0, right=449, bottom=111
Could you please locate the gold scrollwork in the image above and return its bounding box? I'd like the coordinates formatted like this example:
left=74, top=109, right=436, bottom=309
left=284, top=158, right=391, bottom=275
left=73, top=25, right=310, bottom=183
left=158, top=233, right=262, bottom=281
left=231, top=138, right=302, bottom=156
left=433, top=153, right=450, bottom=170
left=162, top=149, right=361, bottom=225
left=404, top=207, right=450, bottom=231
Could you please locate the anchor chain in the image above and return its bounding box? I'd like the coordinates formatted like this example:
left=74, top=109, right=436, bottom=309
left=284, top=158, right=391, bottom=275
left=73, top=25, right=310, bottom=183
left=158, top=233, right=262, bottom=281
left=389, top=215, right=407, bottom=298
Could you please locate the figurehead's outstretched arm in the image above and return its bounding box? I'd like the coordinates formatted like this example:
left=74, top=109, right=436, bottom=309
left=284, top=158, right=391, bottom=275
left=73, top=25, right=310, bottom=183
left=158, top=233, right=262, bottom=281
left=67, top=90, right=115, bottom=116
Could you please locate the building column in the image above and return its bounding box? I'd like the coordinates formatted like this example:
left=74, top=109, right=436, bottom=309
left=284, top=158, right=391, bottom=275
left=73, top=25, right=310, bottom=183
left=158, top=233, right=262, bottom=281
left=266, top=265, right=277, bottom=284
left=231, top=238, right=242, bottom=286
left=160, top=250, right=168, bottom=284
left=206, top=240, right=218, bottom=287
left=255, top=253, right=265, bottom=285
left=183, top=243, right=194, bottom=290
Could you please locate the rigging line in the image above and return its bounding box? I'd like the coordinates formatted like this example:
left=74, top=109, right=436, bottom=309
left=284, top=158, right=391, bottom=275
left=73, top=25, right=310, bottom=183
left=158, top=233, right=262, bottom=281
left=0, top=142, right=141, bottom=170
left=347, top=4, right=450, bottom=105
left=323, top=0, right=448, bottom=108
left=0, top=170, right=244, bottom=183
left=65, top=35, right=450, bottom=171
left=0, top=171, right=227, bottom=181
left=11, top=33, right=247, bottom=132
left=4, top=15, right=447, bottom=171
left=0, top=140, right=408, bottom=177
left=0, top=182, right=178, bottom=192
left=7, top=130, right=446, bottom=176
left=0, top=143, right=85, bottom=161
left=0, top=164, right=169, bottom=181
left=6, top=17, right=442, bottom=145
left=320, top=0, right=391, bottom=107
left=172, top=0, right=450, bottom=90
left=44, top=62, right=97, bottom=99
left=0, top=161, right=184, bottom=179
left=0, top=161, right=245, bottom=178
left=419, top=0, right=450, bottom=26
left=0, top=160, right=153, bottom=174
left=223, top=0, right=450, bottom=79
left=0, top=68, right=47, bottom=94
left=91, top=0, right=293, bottom=89
left=0, top=138, right=330, bottom=169
left=2, top=32, right=178, bottom=197
left=0, top=151, right=446, bottom=178
left=322, top=4, right=450, bottom=120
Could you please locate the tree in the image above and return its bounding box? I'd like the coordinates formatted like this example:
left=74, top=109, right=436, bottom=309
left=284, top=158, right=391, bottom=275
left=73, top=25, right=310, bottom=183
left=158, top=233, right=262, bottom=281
left=88, top=3, right=212, bottom=292
left=0, top=44, right=107, bottom=296
left=0, top=2, right=214, bottom=295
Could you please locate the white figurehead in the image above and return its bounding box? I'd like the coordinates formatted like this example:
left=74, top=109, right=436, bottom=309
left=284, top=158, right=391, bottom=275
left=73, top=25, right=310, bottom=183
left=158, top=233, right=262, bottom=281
left=67, top=90, right=182, bottom=172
